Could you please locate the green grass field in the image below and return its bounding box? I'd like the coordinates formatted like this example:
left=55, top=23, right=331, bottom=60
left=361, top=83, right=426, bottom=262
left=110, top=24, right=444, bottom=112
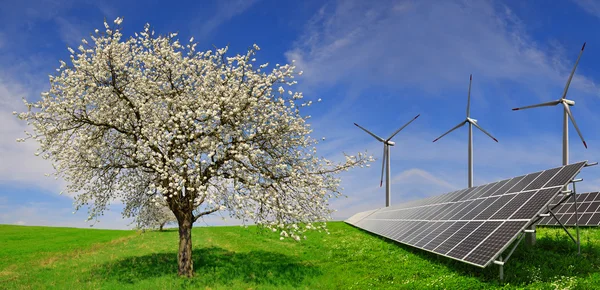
left=1, top=222, right=600, bottom=289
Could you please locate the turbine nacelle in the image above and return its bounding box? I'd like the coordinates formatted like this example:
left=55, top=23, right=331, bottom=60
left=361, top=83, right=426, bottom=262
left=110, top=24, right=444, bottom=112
left=467, top=118, right=478, bottom=124
left=563, top=99, right=575, bottom=106
left=386, top=141, right=396, bottom=146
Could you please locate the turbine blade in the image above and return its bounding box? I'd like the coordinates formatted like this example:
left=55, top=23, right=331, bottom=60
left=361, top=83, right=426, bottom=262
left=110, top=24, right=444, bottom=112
left=467, top=74, right=472, bottom=117
left=563, top=102, right=587, bottom=148
left=470, top=121, right=499, bottom=142
left=512, top=100, right=561, bottom=111
left=561, top=42, right=586, bottom=100
left=433, top=121, right=466, bottom=142
left=380, top=145, right=387, bottom=187
left=386, top=114, right=420, bottom=141
left=354, top=123, right=385, bottom=142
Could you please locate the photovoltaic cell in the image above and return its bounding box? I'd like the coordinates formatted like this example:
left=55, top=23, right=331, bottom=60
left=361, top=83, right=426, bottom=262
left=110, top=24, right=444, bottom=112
left=451, top=188, right=477, bottom=202
left=435, top=221, right=482, bottom=254
left=424, top=222, right=466, bottom=251
left=479, top=182, right=502, bottom=198
left=490, top=193, right=532, bottom=220
left=511, top=188, right=559, bottom=220
left=580, top=213, right=593, bottom=224
left=413, top=222, right=451, bottom=247
left=461, top=185, right=487, bottom=201
left=400, top=221, right=428, bottom=242
left=463, top=221, right=527, bottom=265
left=567, top=214, right=579, bottom=225
left=492, top=176, right=524, bottom=196
left=536, top=191, right=600, bottom=227
left=523, top=167, right=561, bottom=191
left=585, top=192, right=599, bottom=202
left=457, top=187, right=479, bottom=201
left=410, top=222, right=441, bottom=244
left=545, top=164, right=584, bottom=187
left=406, top=222, right=438, bottom=244
left=474, top=195, right=515, bottom=220
left=345, top=161, right=587, bottom=268
left=482, top=180, right=508, bottom=197
left=447, top=221, right=502, bottom=259
left=507, top=172, right=542, bottom=193
left=462, top=197, right=500, bottom=220
left=589, top=214, right=600, bottom=225
left=560, top=213, right=572, bottom=224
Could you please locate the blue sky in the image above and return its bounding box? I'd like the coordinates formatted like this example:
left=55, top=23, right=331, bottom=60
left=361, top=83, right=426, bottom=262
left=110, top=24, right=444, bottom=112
left=2, top=0, right=600, bottom=230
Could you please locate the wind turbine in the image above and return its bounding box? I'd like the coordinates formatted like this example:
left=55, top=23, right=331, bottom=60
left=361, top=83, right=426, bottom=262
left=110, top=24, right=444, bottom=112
left=433, top=74, right=498, bottom=188
left=512, top=42, right=587, bottom=167
left=354, top=114, right=420, bottom=207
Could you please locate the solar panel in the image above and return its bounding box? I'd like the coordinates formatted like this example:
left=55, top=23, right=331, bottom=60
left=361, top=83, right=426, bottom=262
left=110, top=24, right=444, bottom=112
left=345, top=161, right=587, bottom=268
left=536, top=191, right=600, bottom=226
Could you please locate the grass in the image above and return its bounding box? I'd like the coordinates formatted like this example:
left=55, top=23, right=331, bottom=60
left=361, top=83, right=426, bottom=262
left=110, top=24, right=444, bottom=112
left=1, top=222, right=600, bottom=289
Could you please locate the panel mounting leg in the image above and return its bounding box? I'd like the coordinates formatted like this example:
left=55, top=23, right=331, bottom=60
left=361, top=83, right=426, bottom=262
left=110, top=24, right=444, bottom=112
left=526, top=225, right=536, bottom=246
left=499, top=256, right=504, bottom=281
left=572, top=182, right=581, bottom=255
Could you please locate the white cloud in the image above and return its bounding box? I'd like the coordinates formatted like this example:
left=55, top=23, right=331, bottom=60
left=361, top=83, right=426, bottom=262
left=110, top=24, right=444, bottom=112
left=573, top=0, right=600, bottom=18
left=284, top=0, right=600, bottom=219
left=0, top=202, right=134, bottom=230
left=54, top=16, right=90, bottom=47
left=92, top=1, right=117, bottom=20
left=0, top=75, right=66, bottom=193
left=286, top=0, right=599, bottom=99
left=191, top=0, right=261, bottom=40
left=391, top=168, right=458, bottom=190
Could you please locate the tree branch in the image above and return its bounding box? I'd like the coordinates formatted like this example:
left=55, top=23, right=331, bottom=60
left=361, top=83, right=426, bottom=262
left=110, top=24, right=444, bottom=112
left=193, top=207, right=219, bottom=222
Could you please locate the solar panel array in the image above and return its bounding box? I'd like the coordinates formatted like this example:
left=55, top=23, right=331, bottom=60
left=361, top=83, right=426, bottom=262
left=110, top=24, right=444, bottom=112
left=346, top=161, right=587, bottom=268
left=537, top=192, right=600, bottom=226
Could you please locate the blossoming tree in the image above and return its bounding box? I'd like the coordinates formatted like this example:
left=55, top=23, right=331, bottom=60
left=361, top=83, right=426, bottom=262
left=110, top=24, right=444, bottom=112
left=16, top=18, right=373, bottom=277
left=127, top=196, right=177, bottom=231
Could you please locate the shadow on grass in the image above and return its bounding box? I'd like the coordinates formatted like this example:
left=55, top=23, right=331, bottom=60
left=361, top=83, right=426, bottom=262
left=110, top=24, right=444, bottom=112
left=353, top=226, right=600, bottom=285
left=92, top=246, right=321, bottom=287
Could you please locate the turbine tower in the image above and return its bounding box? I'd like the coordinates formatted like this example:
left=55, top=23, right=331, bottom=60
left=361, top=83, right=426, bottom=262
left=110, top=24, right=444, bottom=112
left=433, top=74, right=498, bottom=188
left=354, top=114, right=420, bottom=207
left=512, top=42, right=587, bottom=167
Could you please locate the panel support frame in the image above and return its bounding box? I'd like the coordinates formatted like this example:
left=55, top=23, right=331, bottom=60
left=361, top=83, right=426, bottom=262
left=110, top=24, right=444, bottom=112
left=494, top=232, right=525, bottom=280
left=572, top=181, right=581, bottom=255
left=497, top=173, right=589, bottom=281
left=537, top=183, right=581, bottom=251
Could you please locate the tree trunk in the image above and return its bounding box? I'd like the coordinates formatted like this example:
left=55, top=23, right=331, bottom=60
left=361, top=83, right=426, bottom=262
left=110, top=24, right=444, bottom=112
left=159, top=222, right=165, bottom=231
left=177, top=213, right=194, bottom=277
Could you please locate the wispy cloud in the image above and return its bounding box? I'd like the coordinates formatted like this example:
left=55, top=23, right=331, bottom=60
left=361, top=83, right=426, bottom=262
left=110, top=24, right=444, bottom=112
left=0, top=202, right=133, bottom=229
left=391, top=168, right=458, bottom=191
left=92, top=1, right=117, bottom=20
left=573, top=0, right=600, bottom=18
left=54, top=16, right=91, bottom=47
left=286, top=0, right=599, bottom=98
left=284, top=0, right=600, bottom=219
left=0, top=70, right=66, bottom=194
left=191, top=0, right=261, bottom=40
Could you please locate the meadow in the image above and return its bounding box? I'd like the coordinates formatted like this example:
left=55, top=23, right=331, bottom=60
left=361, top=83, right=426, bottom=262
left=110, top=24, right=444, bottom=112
left=1, top=222, right=599, bottom=289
